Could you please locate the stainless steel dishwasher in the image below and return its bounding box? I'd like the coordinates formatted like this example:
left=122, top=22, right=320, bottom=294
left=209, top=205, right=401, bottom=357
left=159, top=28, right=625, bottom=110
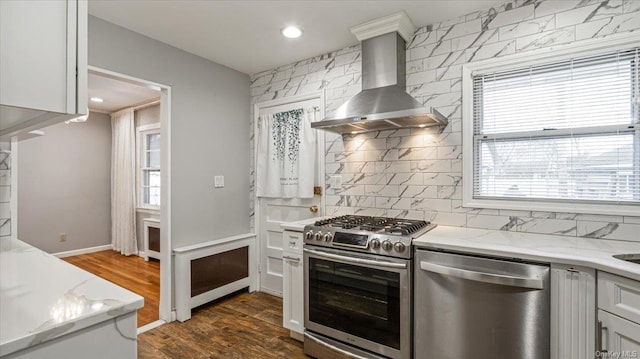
left=414, top=249, right=550, bottom=359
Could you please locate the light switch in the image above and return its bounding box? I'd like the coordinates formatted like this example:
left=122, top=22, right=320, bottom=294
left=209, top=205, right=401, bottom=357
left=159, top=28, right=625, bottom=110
left=214, top=175, right=224, bottom=188
left=330, top=175, right=342, bottom=189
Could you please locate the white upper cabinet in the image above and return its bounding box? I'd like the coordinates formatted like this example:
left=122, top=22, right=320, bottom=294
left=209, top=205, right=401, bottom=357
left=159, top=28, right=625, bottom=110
left=0, top=0, right=87, bottom=138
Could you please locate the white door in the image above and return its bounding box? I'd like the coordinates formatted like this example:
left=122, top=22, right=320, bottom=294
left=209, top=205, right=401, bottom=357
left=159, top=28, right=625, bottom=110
left=256, top=96, right=323, bottom=296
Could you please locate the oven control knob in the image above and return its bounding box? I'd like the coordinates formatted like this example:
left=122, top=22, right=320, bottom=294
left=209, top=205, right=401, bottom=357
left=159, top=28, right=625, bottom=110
left=394, top=242, right=406, bottom=253
left=382, top=240, right=393, bottom=251
left=370, top=238, right=381, bottom=249
left=323, top=233, right=333, bottom=242
left=314, top=232, right=323, bottom=241
left=305, top=231, right=313, bottom=240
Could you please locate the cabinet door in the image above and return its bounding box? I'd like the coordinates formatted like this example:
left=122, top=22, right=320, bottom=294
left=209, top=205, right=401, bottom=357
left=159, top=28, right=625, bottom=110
left=598, top=272, right=640, bottom=325
left=0, top=0, right=73, bottom=113
left=598, top=310, right=640, bottom=358
left=550, top=264, right=596, bottom=359
left=0, top=0, right=86, bottom=138
left=282, top=251, right=303, bottom=334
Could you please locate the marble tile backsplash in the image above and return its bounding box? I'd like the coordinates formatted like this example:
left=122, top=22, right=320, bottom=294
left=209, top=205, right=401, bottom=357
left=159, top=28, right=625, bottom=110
left=0, top=141, right=11, bottom=238
left=250, top=0, right=640, bottom=242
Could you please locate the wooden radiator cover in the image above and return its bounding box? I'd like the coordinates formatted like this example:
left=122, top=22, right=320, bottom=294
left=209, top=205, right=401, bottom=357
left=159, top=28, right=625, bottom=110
left=190, top=246, right=249, bottom=297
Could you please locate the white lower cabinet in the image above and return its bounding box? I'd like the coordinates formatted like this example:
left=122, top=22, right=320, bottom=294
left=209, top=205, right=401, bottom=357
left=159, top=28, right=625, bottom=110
left=598, top=310, right=640, bottom=356
left=550, top=264, right=596, bottom=359
left=596, top=272, right=640, bottom=357
left=282, top=230, right=304, bottom=336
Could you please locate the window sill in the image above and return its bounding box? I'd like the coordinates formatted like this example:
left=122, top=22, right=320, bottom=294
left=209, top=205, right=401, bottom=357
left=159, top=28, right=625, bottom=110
left=462, top=198, right=640, bottom=217
left=137, top=207, right=160, bottom=215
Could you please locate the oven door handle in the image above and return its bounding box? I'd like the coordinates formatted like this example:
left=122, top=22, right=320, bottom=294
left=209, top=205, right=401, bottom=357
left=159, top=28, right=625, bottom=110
left=304, top=332, right=370, bottom=359
left=420, top=261, right=544, bottom=290
left=303, top=248, right=407, bottom=269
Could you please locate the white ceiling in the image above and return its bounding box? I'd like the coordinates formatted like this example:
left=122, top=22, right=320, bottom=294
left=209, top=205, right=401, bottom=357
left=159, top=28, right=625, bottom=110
left=88, top=0, right=505, bottom=75
left=88, top=72, right=160, bottom=113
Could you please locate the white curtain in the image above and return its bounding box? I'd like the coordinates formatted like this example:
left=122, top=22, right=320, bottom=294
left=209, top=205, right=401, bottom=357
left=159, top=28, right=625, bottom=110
left=256, top=108, right=316, bottom=198
left=111, top=109, right=138, bottom=256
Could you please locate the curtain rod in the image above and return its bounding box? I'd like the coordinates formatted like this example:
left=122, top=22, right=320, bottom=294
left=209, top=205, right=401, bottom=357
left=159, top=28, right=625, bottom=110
left=130, top=98, right=161, bottom=111
left=109, top=98, right=161, bottom=115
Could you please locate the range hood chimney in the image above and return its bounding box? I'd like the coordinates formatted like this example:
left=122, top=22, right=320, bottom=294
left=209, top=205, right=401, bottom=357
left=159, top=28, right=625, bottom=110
left=312, top=12, right=447, bottom=134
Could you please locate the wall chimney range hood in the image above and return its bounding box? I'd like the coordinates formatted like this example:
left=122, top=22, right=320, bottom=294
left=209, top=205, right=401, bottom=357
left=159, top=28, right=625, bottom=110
left=312, top=12, right=448, bottom=134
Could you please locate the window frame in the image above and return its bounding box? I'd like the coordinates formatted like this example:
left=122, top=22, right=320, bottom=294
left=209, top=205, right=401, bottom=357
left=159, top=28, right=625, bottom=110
left=136, top=123, right=161, bottom=211
left=462, top=32, right=640, bottom=216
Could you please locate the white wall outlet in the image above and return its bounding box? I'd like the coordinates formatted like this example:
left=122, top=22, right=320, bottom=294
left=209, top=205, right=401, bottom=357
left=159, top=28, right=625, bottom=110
left=330, top=175, right=342, bottom=189
left=214, top=175, right=225, bottom=188
left=59, top=233, right=67, bottom=242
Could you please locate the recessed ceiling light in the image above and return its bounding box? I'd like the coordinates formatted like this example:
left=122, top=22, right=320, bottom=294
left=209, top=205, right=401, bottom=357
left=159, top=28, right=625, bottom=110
left=418, top=124, right=427, bottom=128
left=350, top=131, right=358, bottom=135
left=90, top=97, right=104, bottom=103
left=282, top=26, right=302, bottom=39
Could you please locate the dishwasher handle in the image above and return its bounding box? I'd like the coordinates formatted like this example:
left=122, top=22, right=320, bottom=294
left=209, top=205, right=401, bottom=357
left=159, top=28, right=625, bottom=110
left=420, top=261, right=544, bottom=290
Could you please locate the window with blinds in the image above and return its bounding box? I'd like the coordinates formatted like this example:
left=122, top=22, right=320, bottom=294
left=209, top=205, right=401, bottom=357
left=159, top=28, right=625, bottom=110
left=471, top=47, right=639, bottom=207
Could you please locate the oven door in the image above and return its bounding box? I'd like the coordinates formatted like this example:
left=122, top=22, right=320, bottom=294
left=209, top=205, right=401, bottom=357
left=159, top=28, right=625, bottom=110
left=303, top=246, right=411, bottom=359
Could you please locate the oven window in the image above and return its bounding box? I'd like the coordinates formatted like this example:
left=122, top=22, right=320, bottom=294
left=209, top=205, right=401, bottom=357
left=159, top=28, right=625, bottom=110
left=308, top=257, right=401, bottom=349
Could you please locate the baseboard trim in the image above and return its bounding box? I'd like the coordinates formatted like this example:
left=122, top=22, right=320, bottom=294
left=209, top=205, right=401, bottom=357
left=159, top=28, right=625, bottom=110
left=259, top=288, right=283, bottom=298
left=137, top=320, right=165, bottom=335
left=53, top=244, right=113, bottom=258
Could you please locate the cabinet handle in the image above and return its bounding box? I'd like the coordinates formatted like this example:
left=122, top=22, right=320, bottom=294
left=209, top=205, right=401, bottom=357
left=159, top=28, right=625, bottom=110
left=289, top=241, right=297, bottom=246
left=283, top=255, right=300, bottom=262
left=304, top=333, right=369, bottom=359
left=420, top=261, right=543, bottom=289
left=597, top=320, right=608, bottom=354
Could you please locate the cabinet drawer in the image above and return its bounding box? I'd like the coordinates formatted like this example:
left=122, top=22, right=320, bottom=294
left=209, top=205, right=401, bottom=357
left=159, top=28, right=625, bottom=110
left=283, top=230, right=303, bottom=254
left=598, top=272, right=640, bottom=325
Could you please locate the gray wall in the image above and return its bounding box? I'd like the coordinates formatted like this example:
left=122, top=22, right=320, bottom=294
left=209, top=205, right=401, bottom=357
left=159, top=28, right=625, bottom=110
left=89, top=16, right=251, bottom=249
left=17, top=112, right=112, bottom=253
left=135, top=103, right=160, bottom=128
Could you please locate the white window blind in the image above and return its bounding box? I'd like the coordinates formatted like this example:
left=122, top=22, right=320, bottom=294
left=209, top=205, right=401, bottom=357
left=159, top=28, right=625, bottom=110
left=472, top=47, right=639, bottom=205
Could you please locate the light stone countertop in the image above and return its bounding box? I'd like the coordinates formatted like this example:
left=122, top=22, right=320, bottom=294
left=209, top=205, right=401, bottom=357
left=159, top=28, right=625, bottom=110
left=0, top=237, right=144, bottom=357
left=413, top=226, right=640, bottom=281
left=280, top=216, right=330, bottom=232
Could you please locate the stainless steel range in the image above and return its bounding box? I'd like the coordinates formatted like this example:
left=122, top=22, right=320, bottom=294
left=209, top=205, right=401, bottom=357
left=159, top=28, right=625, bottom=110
left=304, top=215, right=435, bottom=258
left=303, top=215, right=436, bottom=359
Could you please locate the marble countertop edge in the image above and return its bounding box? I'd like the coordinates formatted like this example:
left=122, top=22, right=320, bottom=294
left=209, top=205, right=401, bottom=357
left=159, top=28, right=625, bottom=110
left=0, top=298, right=143, bottom=357
left=413, top=226, right=640, bottom=281
left=0, top=237, right=144, bottom=357
left=281, top=216, right=330, bottom=232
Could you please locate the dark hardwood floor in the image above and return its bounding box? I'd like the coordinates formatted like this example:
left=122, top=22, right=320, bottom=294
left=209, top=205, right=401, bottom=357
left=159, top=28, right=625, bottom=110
left=62, top=250, right=160, bottom=327
left=138, top=291, right=307, bottom=359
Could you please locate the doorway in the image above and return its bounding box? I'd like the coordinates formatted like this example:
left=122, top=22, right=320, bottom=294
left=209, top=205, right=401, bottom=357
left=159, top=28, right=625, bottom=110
left=88, top=66, right=173, bottom=330
left=13, top=66, right=172, bottom=331
left=254, top=93, right=325, bottom=296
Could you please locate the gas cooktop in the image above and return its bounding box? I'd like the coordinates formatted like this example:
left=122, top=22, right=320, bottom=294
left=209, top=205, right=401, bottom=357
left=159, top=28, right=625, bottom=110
left=313, top=215, right=431, bottom=235
left=303, top=215, right=436, bottom=259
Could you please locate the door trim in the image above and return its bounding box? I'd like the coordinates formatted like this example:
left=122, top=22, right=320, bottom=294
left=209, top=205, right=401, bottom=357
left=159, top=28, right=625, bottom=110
left=253, top=91, right=326, bottom=292
left=88, top=65, right=173, bottom=323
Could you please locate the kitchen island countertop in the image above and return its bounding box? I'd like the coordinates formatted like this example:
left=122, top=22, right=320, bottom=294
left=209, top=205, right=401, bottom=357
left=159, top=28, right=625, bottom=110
left=414, top=226, right=640, bottom=281
left=0, top=237, right=143, bottom=357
